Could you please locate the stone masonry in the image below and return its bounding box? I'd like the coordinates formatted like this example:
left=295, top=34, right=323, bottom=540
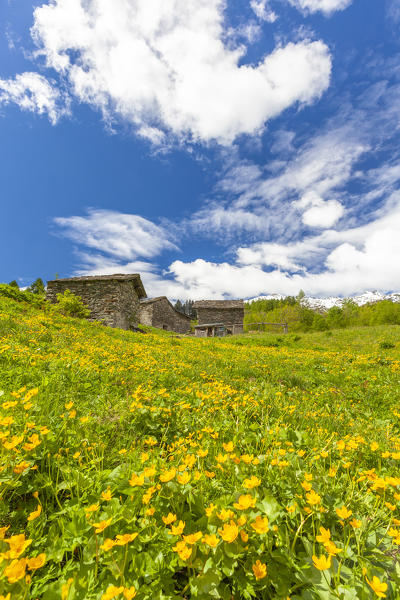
left=46, top=274, right=147, bottom=330
left=193, top=300, right=244, bottom=334
left=139, top=297, right=191, bottom=334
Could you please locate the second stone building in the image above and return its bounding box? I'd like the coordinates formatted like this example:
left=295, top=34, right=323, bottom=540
left=139, top=296, right=192, bottom=334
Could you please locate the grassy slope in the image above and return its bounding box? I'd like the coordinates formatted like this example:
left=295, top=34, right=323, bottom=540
left=1, top=296, right=400, bottom=599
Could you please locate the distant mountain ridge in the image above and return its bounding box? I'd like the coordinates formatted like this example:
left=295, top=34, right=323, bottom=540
left=247, top=291, right=400, bottom=311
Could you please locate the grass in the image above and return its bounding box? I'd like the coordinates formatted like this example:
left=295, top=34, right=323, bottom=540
left=0, top=295, right=400, bottom=599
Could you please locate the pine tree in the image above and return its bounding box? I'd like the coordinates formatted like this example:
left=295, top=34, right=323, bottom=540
left=28, top=278, right=45, bottom=295
left=174, top=299, right=183, bottom=313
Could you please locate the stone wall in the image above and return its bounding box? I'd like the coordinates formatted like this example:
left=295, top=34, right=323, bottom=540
left=196, top=307, right=244, bottom=328
left=46, top=278, right=142, bottom=329
left=139, top=297, right=191, bottom=334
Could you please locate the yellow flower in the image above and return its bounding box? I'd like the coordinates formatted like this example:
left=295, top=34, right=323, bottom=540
left=366, top=576, right=388, bottom=598
left=240, top=530, right=249, bottom=542
left=328, top=467, right=337, bottom=477
left=61, top=577, right=74, bottom=600
left=143, top=465, right=156, bottom=478
left=4, top=533, right=32, bottom=558
left=129, top=473, right=144, bottom=487
left=205, top=471, right=215, bottom=478
left=350, top=518, right=361, bottom=528
left=169, top=520, right=185, bottom=535
left=123, top=587, right=137, bottom=599
left=101, top=488, right=113, bottom=501
left=27, top=553, right=46, bottom=570
left=27, top=504, right=42, bottom=521
left=101, top=539, right=116, bottom=551
left=217, top=508, right=235, bottom=521
left=3, top=434, right=24, bottom=450
left=13, top=460, right=31, bottom=474
left=203, top=533, right=219, bottom=548
left=370, top=442, right=379, bottom=451
left=197, top=448, right=208, bottom=458
left=0, top=526, right=10, bottom=539
left=251, top=516, right=269, bottom=534
left=324, top=541, right=342, bottom=556
left=223, top=441, right=234, bottom=452
left=205, top=503, right=216, bottom=517
left=243, top=475, right=261, bottom=489
left=219, top=520, right=239, bottom=543
left=316, top=527, right=331, bottom=543
left=4, top=558, right=27, bottom=583
left=177, top=472, right=191, bottom=485
left=101, top=584, right=125, bottom=600
left=92, top=517, right=112, bottom=534
left=336, top=506, right=352, bottom=519
left=162, top=513, right=177, bottom=525
left=85, top=503, right=100, bottom=518
left=183, top=531, right=203, bottom=545
left=301, top=481, right=312, bottom=492
left=172, top=540, right=192, bottom=560
left=312, top=554, right=331, bottom=571
left=233, top=494, right=256, bottom=510
left=114, top=533, right=138, bottom=545
left=252, top=560, right=267, bottom=580
left=159, top=468, right=176, bottom=482
left=306, top=490, right=321, bottom=506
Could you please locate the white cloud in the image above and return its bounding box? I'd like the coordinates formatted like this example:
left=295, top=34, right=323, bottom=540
left=0, top=72, right=68, bottom=123
left=187, top=125, right=365, bottom=238
left=250, top=0, right=277, bottom=22
left=297, top=191, right=344, bottom=227
left=302, top=200, right=344, bottom=227
left=166, top=200, right=400, bottom=299
left=54, top=209, right=177, bottom=261
left=286, top=0, right=352, bottom=16
left=31, top=0, right=331, bottom=144
left=56, top=194, right=400, bottom=300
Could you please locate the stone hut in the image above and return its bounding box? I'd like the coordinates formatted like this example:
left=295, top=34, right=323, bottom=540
left=46, top=274, right=146, bottom=330
left=193, top=300, right=244, bottom=335
left=139, top=297, right=191, bottom=334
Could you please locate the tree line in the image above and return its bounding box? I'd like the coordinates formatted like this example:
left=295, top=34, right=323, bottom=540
left=245, top=292, right=400, bottom=331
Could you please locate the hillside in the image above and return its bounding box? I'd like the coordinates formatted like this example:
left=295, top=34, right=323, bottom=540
left=1, top=294, right=400, bottom=599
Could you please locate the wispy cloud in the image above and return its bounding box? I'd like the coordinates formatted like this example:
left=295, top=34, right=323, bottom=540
left=284, top=0, right=352, bottom=16
left=0, top=72, right=68, bottom=124
left=54, top=209, right=178, bottom=261
left=250, top=0, right=278, bottom=22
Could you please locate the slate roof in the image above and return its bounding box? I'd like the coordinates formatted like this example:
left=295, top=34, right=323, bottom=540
left=193, top=300, right=244, bottom=309
left=140, top=296, right=191, bottom=319
left=47, top=274, right=147, bottom=298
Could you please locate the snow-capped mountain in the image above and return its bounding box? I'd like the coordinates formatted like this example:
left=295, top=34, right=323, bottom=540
left=247, top=291, right=400, bottom=310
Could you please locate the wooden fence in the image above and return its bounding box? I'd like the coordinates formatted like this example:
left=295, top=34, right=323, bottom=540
left=244, top=321, right=289, bottom=334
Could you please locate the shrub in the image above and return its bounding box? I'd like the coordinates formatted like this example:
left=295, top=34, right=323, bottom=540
left=55, top=289, right=90, bottom=318
left=379, top=340, right=395, bottom=349
left=0, top=283, right=44, bottom=307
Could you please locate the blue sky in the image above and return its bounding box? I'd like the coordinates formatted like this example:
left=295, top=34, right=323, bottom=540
left=1, top=0, right=400, bottom=299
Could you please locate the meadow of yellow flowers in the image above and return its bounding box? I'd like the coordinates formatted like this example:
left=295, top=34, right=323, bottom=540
left=0, top=294, right=400, bottom=599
